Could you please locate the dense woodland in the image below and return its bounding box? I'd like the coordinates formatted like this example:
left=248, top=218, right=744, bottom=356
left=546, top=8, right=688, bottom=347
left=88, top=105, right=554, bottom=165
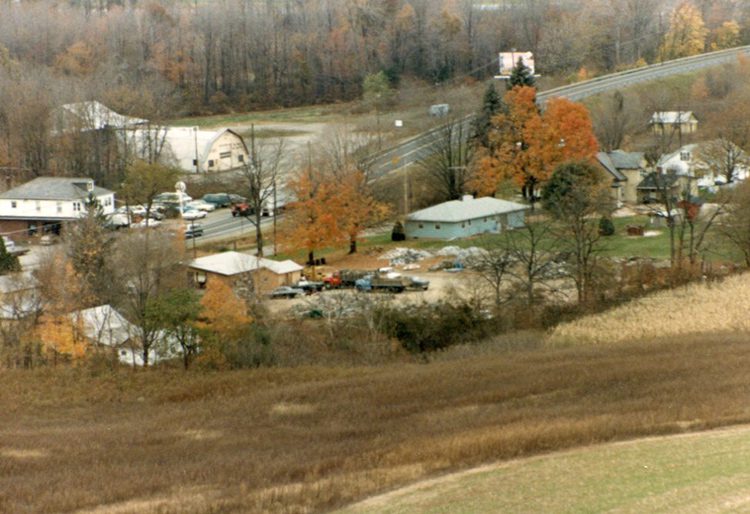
left=0, top=0, right=748, bottom=182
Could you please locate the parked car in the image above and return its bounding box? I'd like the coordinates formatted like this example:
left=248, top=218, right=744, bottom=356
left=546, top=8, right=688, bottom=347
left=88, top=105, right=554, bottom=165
left=270, top=286, right=305, bottom=299
left=293, top=279, right=324, bottom=294
left=228, top=193, right=247, bottom=204
left=105, top=213, right=130, bottom=229
left=184, top=223, right=204, bottom=239
left=202, top=193, right=232, bottom=208
left=134, top=218, right=162, bottom=229
left=187, top=199, right=216, bottom=212
left=181, top=207, right=207, bottom=220
left=154, top=192, right=192, bottom=205
left=231, top=202, right=252, bottom=217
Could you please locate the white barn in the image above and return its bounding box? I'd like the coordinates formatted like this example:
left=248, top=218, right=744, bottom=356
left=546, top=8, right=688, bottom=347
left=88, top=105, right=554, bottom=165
left=131, top=126, right=250, bottom=173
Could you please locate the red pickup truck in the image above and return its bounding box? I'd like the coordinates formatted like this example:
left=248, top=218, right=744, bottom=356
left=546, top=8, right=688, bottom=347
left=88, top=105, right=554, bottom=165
left=231, top=202, right=252, bottom=217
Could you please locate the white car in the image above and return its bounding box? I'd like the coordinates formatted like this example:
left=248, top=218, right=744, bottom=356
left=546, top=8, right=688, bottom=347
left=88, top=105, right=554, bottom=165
left=134, top=218, right=162, bottom=229
left=187, top=200, right=216, bottom=212
left=181, top=207, right=207, bottom=221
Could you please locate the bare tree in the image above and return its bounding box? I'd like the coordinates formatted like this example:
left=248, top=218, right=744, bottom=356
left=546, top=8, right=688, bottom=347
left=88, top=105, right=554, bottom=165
left=418, top=118, right=473, bottom=201
left=695, top=137, right=749, bottom=184
left=240, top=126, right=285, bottom=257
left=466, top=242, right=512, bottom=307
left=112, top=229, right=187, bottom=367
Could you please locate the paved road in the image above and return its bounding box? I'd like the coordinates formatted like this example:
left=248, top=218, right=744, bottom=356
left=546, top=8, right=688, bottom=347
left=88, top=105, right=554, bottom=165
left=361, top=45, right=750, bottom=180
left=187, top=208, right=278, bottom=247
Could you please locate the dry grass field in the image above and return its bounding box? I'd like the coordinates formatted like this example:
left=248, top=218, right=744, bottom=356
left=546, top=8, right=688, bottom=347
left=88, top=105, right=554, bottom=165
left=548, top=272, right=750, bottom=346
left=5, top=332, right=750, bottom=513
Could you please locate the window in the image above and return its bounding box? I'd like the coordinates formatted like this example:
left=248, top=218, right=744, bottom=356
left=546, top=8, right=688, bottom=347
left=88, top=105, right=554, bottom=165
left=10, top=201, right=16, bottom=209
left=680, top=151, right=691, bottom=161
left=435, top=224, right=441, bottom=230
left=56, top=202, right=62, bottom=214
left=208, top=160, right=215, bottom=167
left=238, top=154, right=244, bottom=162
left=220, top=151, right=231, bottom=159
left=192, top=159, right=198, bottom=166
left=73, top=202, right=81, bottom=212
left=461, top=222, right=465, bottom=228
left=35, top=201, right=41, bottom=212
left=468, top=220, right=472, bottom=226
left=418, top=223, right=423, bottom=229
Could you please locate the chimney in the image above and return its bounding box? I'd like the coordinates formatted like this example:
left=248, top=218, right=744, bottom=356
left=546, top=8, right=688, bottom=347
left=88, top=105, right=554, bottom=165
left=462, top=194, right=473, bottom=202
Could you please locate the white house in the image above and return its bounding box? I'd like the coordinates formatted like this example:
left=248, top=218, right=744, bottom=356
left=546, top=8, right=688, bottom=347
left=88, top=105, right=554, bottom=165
left=131, top=126, right=250, bottom=173
left=72, top=304, right=180, bottom=367
left=405, top=195, right=528, bottom=240
left=0, top=177, right=115, bottom=237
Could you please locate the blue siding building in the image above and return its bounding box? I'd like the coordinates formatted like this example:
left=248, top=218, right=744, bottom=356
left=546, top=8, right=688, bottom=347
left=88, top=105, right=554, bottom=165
left=405, top=195, right=528, bottom=240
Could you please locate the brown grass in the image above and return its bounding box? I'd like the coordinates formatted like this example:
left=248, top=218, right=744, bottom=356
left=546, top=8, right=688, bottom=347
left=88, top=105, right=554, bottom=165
left=548, top=272, right=750, bottom=346
left=4, top=334, right=750, bottom=513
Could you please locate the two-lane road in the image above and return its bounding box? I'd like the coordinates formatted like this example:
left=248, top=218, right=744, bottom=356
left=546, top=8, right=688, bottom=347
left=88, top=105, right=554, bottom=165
left=362, top=45, right=750, bottom=181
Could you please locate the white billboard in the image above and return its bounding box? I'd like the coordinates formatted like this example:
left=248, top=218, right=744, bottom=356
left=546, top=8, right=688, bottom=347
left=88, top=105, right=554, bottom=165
left=497, top=51, right=535, bottom=77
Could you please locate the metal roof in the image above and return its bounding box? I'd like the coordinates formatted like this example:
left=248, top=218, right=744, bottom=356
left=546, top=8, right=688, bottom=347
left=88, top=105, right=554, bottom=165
left=0, top=177, right=113, bottom=201
left=650, top=111, right=697, bottom=124
left=59, top=101, right=147, bottom=130
left=189, top=251, right=302, bottom=276
left=407, top=196, right=528, bottom=223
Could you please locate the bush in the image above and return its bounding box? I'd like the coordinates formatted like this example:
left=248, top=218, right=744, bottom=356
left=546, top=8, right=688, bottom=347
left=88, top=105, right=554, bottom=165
left=599, top=216, right=615, bottom=236
left=376, top=301, right=493, bottom=353
left=391, top=221, right=406, bottom=241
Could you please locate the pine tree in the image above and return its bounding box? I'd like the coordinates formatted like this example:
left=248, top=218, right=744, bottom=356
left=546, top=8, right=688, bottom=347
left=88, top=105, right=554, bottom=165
left=472, top=82, right=505, bottom=148
left=507, top=57, right=535, bottom=90
left=0, top=237, right=20, bottom=274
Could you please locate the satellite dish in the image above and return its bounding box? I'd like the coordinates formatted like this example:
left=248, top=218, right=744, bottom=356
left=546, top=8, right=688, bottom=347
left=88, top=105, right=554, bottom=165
left=175, top=181, right=187, bottom=193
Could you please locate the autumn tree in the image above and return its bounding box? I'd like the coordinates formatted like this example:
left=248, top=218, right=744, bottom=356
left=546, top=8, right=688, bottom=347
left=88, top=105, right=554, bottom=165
left=195, top=279, right=254, bottom=369
left=661, top=2, right=708, bottom=60
left=471, top=87, right=598, bottom=203
left=717, top=180, right=750, bottom=267
left=334, top=167, right=390, bottom=254
left=285, top=167, right=343, bottom=266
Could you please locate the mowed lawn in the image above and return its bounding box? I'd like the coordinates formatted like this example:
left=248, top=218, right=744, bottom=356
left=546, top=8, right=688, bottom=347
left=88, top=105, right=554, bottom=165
left=339, top=425, right=750, bottom=514
left=5, top=334, right=750, bottom=513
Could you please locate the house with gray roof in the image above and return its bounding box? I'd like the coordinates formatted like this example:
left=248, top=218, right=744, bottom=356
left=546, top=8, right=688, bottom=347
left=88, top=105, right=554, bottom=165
left=405, top=195, right=528, bottom=240
left=596, top=150, right=646, bottom=206
left=0, top=177, right=115, bottom=237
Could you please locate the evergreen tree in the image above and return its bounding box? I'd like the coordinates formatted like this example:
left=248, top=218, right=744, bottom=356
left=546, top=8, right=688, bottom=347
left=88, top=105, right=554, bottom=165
left=0, top=237, right=20, bottom=275
left=472, top=82, right=505, bottom=148
left=507, top=57, right=535, bottom=90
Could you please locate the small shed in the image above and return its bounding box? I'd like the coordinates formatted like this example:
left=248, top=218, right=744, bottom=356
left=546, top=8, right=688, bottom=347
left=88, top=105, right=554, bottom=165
left=405, top=195, right=528, bottom=240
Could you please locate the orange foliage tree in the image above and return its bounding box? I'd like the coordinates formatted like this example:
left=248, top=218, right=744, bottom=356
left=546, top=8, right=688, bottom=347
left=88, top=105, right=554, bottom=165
left=195, top=279, right=252, bottom=368
left=35, top=314, right=86, bottom=364
left=470, top=86, right=599, bottom=203
left=284, top=167, right=344, bottom=264
left=334, top=168, right=390, bottom=254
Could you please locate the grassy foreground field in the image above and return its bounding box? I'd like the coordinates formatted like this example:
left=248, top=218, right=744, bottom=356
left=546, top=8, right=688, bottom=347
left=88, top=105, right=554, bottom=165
left=4, top=334, right=750, bottom=513
left=339, top=425, right=750, bottom=513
